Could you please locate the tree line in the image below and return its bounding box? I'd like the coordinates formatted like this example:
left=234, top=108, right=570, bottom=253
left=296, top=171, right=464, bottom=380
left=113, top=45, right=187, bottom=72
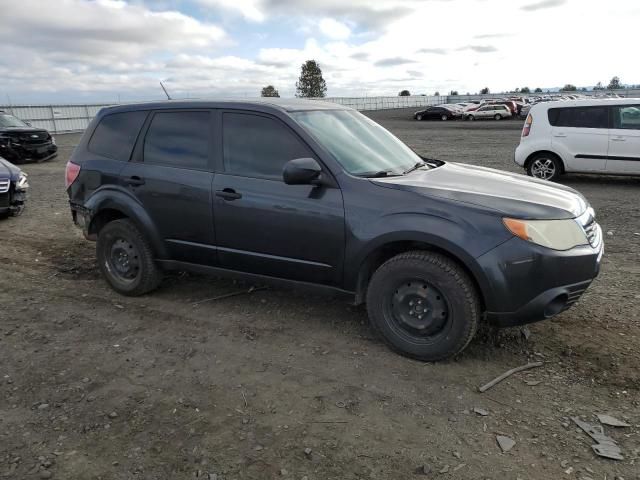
left=262, top=65, right=634, bottom=98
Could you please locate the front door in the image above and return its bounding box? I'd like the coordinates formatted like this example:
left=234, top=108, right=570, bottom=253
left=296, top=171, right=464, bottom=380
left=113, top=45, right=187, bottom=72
left=212, top=111, right=345, bottom=286
left=607, top=104, right=640, bottom=174
left=121, top=110, right=216, bottom=265
left=550, top=105, right=609, bottom=172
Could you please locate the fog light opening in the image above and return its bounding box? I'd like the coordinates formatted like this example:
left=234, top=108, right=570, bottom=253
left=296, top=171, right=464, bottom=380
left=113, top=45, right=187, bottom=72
left=544, top=294, right=568, bottom=318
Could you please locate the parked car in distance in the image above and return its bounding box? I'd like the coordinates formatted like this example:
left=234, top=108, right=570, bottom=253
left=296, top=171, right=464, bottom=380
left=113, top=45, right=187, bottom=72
left=0, top=111, right=57, bottom=163
left=414, top=106, right=461, bottom=121
left=465, top=104, right=512, bottom=120
left=67, top=99, right=603, bottom=361
left=515, top=98, right=640, bottom=180
left=0, top=156, right=29, bottom=217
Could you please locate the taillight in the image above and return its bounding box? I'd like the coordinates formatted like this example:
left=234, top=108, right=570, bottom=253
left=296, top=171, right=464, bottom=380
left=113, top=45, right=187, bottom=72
left=65, top=161, right=81, bottom=189
left=522, top=114, right=533, bottom=137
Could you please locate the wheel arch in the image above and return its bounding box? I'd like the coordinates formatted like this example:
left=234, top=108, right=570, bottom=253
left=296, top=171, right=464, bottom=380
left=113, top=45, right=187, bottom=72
left=524, top=150, right=565, bottom=173
left=84, top=187, right=168, bottom=259
left=353, top=238, right=488, bottom=312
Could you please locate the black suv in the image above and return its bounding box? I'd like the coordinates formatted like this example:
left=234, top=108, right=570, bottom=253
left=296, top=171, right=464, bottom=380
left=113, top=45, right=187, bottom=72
left=67, top=100, right=603, bottom=361
left=0, top=111, right=57, bottom=163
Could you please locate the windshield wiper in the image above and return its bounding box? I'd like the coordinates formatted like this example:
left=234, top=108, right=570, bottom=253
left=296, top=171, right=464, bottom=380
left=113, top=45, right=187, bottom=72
left=356, top=170, right=401, bottom=178
left=402, top=162, right=427, bottom=175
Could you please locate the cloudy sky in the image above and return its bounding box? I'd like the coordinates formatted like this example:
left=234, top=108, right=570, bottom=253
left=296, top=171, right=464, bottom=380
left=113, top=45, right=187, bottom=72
left=0, top=0, right=637, bottom=103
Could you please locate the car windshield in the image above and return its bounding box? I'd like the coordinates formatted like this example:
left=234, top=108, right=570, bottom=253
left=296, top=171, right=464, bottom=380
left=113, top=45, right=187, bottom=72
left=0, top=114, right=28, bottom=128
left=291, top=110, right=423, bottom=176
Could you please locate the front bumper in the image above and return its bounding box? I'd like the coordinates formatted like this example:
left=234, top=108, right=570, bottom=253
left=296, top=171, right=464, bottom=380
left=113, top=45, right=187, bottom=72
left=478, top=235, right=603, bottom=327
left=0, top=188, right=27, bottom=217
left=0, top=142, right=57, bottom=163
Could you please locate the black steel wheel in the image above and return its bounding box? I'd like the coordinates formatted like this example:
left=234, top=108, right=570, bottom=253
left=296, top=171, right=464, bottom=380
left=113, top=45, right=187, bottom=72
left=366, top=251, right=480, bottom=361
left=97, top=219, right=162, bottom=296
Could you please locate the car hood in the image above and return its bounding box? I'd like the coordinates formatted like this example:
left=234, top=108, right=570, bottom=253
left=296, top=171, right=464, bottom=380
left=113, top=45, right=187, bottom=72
left=0, top=156, right=21, bottom=179
left=371, top=162, right=588, bottom=220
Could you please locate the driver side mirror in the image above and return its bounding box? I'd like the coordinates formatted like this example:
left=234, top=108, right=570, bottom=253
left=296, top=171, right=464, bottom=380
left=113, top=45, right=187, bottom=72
left=283, top=158, right=323, bottom=186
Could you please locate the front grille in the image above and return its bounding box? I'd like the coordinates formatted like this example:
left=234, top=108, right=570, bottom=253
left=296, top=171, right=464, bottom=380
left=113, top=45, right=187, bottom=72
left=0, top=179, right=10, bottom=194
left=583, top=218, right=601, bottom=249
left=576, top=207, right=601, bottom=249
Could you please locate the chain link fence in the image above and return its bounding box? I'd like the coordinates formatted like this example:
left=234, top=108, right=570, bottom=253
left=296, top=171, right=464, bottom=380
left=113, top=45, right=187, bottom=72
left=0, top=96, right=445, bottom=134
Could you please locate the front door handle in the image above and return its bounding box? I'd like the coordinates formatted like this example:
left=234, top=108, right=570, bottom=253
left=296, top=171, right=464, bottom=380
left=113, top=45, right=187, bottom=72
left=553, top=133, right=567, bottom=138
left=611, top=136, right=626, bottom=142
left=125, top=176, right=145, bottom=186
left=216, top=188, right=242, bottom=201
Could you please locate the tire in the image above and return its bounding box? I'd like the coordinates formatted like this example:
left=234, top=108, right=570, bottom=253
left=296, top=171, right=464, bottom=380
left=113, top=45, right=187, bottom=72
left=416, top=114, right=423, bottom=121
left=468, top=115, right=475, bottom=121
left=526, top=153, right=562, bottom=181
left=441, top=114, right=448, bottom=121
left=366, top=251, right=480, bottom=361
left=494, top=114, right=502, bottom=120
left=96, top=219, right=162, bottom=296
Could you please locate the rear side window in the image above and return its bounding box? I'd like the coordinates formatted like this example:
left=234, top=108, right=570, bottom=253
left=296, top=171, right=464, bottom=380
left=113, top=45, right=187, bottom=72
left=548, top=106, right=608, bottom=129
left=223, top=112, right=312, bottom=180
left=612, top=105, right=640, bottom=130
left=88, top=111, right=147, bottom=161
left=143, top=111, right=210, bottom=170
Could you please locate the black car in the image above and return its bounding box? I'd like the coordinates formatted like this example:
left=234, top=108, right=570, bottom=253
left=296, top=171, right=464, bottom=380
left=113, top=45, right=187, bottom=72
left=0, top=111, right=57, bottom=163
left=0, top=156, right=29, bottom=217
left=66, top=100, right=603, bottom=361
left=414, top=106, right=461, bottom=121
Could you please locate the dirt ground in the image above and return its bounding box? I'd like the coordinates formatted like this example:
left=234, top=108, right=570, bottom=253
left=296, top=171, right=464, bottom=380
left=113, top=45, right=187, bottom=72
left=1, top=109, right=639, bottom=480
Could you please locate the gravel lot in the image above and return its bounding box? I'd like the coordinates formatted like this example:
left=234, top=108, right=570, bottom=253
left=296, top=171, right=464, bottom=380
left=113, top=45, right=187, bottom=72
left=1, top=108, right=639, bottom=479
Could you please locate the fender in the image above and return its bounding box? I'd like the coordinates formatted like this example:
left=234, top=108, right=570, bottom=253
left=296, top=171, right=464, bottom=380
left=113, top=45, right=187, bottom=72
left=344, top=211, right=511, bottom=310
left=83, top=185, right=169, bottom=259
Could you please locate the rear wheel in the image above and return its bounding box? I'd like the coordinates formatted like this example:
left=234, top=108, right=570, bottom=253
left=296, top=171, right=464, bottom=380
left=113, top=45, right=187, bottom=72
left=366, top=251, right=480, bottom=361
left=468, top=115, right=475, bottom=121
left=494, top=114, right=502, bottom=120
left=526, top=153, right=562, bottom=181
left=96, top=219, right=162, bottom=296
left=441, top=114, right=448, bottom=121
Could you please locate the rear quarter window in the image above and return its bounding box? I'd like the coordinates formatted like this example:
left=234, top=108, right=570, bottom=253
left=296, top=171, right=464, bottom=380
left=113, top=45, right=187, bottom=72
left=547, top=106, right=608, bottom=129
left=88, top=111, right=148, bottom=161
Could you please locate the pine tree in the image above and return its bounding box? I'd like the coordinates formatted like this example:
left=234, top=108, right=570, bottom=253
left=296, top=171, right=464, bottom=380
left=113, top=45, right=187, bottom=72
left=295, top=60, right=327, bottom=98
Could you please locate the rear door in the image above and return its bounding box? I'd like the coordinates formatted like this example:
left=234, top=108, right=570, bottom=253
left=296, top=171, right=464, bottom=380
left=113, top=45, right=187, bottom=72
left=607, top=104, right=640, bottom=174
left=549, top=106, right=609, bottom=172
left=120, top=110, right=217, bottom=265
left=212, top=110, right=345, bottom=285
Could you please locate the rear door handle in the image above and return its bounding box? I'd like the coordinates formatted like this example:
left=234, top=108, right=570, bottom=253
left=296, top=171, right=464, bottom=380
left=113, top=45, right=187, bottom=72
left=553, top=133, right=567, bottom=138
left=125, top=176, right=145, bottom=186
left=215, top=188, right=242, bottom=201
left=611, top=136, right=626, bottom=142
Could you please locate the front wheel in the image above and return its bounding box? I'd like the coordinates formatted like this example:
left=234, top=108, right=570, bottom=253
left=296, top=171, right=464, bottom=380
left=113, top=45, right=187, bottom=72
left=526, top=153, right=562, bottom=181
left=441, top=114, right=448, bottom=121
left=366, top=251, right=480, bottom=361
left=416, top=114, right=423, bottom=121
left=96, top=219, right=162, bottom=296
left=494, top=114, right=502, bottom=120
left=468, top=115, right=475, bottom=121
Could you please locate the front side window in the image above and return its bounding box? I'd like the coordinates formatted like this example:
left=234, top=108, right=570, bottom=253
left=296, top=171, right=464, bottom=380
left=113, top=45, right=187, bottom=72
left=612, top=105, right=640, bottom=130
left=548, top=106, right=608, bottom=129
left=89, top=111, right=148, bottom=161
left=292, top=109, right=423, bottom=176
left=144, top=111, right=210, bottom=170
left=223, top=112, right=312, bottom=180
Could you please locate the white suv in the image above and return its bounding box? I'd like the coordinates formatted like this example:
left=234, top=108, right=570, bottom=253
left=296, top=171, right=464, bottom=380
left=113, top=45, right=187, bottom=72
left=515, top=98, right=640, bottom=180
left=465, top=104, right=512, bottom=121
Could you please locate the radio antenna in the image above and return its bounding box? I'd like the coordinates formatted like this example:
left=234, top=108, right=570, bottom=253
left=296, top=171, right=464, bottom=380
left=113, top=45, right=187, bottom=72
left=160, top=81, right=172, bottom=100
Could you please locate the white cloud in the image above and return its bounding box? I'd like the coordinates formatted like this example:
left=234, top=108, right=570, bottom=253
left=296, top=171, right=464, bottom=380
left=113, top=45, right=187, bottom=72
left=319, top=18, right=352, bottom=40
left=0, top=0, right=638, bottom=102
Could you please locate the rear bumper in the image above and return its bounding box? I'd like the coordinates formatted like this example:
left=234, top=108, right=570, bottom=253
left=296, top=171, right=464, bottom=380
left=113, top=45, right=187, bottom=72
left=478, top=236, right=603, bottom=327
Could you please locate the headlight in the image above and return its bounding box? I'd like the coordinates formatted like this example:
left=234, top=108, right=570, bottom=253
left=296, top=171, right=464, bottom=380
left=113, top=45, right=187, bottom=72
left=16, top=172, right=29, bottom=191
left=503, top=217, right=588, bottom=251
